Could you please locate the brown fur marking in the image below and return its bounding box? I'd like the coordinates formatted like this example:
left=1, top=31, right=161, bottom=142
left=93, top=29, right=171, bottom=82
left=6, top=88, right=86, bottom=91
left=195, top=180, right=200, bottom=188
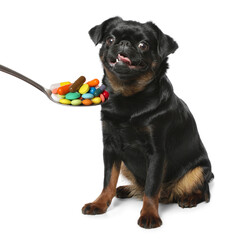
left=171, top=166, right=204, bottom=197
left=160, top=166, right=204, bottom=203
left=120, top=162, right=144, bottom=199
left=104, top=66, right=154, bottom=96
left=82, top=163, right=121, bottom=214
left=120, top=163, right=205, bottom=205
left=138, top=194, right=162, bottom=228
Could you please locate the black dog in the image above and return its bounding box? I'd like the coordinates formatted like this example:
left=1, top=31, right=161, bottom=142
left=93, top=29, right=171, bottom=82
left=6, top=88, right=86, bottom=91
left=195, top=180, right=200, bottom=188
left=82, top=17, right=214, bottom=229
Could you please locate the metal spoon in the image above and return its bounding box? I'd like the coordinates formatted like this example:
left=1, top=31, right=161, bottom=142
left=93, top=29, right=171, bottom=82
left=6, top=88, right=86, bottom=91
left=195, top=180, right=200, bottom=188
left=0, top=64, right=97, bottom=106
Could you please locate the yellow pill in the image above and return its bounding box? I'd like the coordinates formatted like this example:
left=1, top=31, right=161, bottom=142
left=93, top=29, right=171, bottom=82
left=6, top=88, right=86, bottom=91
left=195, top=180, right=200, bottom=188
left=92, top=97, right=102, bottom=104
left=59, top=99, right=71, bottom=105
left=79, top=84, right=90, bottom=94
left=60, top=81, right=71, bottom=86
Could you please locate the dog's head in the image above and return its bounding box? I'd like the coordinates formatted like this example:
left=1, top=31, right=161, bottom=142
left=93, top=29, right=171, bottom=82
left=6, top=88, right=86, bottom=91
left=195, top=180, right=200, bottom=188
left=89, top=17, right=178, bottom=96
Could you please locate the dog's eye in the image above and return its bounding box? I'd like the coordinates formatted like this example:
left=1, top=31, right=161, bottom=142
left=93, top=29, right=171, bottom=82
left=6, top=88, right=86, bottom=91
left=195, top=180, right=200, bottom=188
left=106, top=37, right=115, bottom=46
left=138, top=42, right=149, bottom=51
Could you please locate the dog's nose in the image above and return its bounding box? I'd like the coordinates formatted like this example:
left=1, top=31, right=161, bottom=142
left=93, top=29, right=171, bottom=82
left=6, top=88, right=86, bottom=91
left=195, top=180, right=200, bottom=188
left=119, top=40, right=131, bottom=47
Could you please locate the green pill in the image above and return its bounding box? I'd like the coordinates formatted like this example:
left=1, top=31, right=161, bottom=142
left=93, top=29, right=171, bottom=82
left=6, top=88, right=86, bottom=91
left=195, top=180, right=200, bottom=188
left=65, top=92, right=80, bottom=100
left=71, top=99, right=82, bottom=106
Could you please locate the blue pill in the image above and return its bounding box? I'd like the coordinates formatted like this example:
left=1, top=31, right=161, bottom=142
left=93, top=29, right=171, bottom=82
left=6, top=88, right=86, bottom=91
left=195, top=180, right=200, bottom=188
left=89, top=87, right=96, bottom=94
left=82, top=93, right=94, bottom=99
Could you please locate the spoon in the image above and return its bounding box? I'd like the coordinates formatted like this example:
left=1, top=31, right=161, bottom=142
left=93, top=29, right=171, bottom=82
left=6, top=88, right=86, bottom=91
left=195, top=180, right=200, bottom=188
left=0, top=64, right=98, bottom=106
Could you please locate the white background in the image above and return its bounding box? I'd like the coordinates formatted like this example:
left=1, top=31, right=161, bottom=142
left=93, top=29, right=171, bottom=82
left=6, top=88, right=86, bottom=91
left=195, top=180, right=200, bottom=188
left=0, top=0, right=229, bottom=239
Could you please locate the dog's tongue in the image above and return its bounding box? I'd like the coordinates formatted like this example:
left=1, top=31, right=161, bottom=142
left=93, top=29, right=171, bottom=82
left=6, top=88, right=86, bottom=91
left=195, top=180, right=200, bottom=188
left=118, top=54, right=132, bottom=65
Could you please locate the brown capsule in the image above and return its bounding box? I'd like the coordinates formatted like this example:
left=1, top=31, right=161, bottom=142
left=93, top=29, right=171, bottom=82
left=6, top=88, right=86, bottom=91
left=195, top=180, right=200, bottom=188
left=69, top=76, right=86, bottom=92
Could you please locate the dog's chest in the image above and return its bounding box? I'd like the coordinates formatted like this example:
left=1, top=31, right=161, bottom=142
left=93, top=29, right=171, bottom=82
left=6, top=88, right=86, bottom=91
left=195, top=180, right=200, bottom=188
left=104, top=122, right=151, bottom=180
left=106, top=123, right=147, bottom=150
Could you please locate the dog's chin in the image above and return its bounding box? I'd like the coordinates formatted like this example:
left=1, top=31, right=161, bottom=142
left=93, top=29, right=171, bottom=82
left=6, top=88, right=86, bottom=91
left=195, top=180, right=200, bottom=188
left=111, top=61, right=135, bottom=74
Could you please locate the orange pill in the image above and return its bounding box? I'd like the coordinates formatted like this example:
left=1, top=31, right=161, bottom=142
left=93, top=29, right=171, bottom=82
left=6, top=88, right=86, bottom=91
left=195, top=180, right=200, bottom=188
left=87, top=79, right=99, bottom=87
left=82, top=99, right=92, bottom=106
left=57, top=84, right=71, bottom=95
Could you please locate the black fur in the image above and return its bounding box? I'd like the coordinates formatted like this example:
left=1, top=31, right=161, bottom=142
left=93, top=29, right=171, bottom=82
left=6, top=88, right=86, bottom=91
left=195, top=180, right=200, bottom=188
left=85, top=17, right=214, bottom=228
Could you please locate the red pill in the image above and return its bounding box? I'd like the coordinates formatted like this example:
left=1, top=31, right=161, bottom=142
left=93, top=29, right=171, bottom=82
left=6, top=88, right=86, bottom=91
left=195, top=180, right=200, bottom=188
left=57, top=84, right=71, bottom=95
left=102, top=90, right=109, bottom=99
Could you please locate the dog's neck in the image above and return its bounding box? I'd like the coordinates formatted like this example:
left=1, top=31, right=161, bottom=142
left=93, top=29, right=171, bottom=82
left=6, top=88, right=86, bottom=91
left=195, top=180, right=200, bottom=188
left=103, top=67, right=155, bottom=96
left=101, top=72, right=174, bottom=125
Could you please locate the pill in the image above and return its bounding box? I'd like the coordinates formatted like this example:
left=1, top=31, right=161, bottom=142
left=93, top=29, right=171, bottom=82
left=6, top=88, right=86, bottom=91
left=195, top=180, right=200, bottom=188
left=94, top=88, right=101, bottom=97
left=51, top=94, right=59, bottom=102
left=65, top=92, right=80, bottom=100
left=82, top=93, right=94, bottom=99
left=71, top=99, right=82, bottom=106
left=50, top=83, right=60, bottom=90
left=79, top=84, right=90, bottom=94
left=57, top=84, right=71, bottom=95
left=99, top=84, right=106, bottom=91
left=82, top=99, right=92, bottom=106
left=99, top=93, right=105, bottom=103
left=69, top=76, right=86, bottom=92
left=60, top=81, right=71, bottom=86
left=59, top=99, right=71, bottom=105
left=89, top=87, right=96, bottom=94
left=92, top=97, right=102, bottom=104
left=57, top=94, right=65, bottom=99
left=52, top=88, right=58, bottom=94
left=50, top=82, right=71, bottom=90
left=94, top=84, right=106, bottom=97
left=102, top=90, right=109, bottom=99
left=87, top=79, right=99, bottom=87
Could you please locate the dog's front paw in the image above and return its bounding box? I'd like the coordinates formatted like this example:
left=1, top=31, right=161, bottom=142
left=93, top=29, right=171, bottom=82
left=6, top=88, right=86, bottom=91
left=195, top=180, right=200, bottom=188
left=82, top=202, right=108, bottom=215
left=137, top=214, right=162, bottom=229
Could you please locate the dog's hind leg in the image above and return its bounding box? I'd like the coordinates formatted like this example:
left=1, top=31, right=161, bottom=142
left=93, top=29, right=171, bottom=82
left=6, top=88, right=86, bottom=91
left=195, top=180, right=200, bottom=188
left=171, top=166, right=213, bottom=208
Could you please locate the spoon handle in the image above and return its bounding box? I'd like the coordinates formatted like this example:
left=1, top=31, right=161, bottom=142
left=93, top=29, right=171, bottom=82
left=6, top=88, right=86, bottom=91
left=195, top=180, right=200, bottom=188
left=0, top=64, right=50, bottom=98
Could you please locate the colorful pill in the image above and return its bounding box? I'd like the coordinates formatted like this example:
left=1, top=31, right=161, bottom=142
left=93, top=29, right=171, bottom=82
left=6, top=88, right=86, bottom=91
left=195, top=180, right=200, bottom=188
left=94, top=88, right=101, bottom=97
left=102, top=90, right=109, bottom=99
left=89, top=87, right=96, bottom=94
left=60, top=81, right=71, bottom=86
left=79, top=84, right=90, bottom=94
left=57, top=84, right=71, bottom=95
left=57, top=94, right=65, bottom=99
left=65, top=92, right=80, bottom=100
left=100, top=93, right=105, bottom=103
left=50, top=82, right=71, bottom=90
left=59, top=99, right=71, bottom=105
left=69, top=76, right=86, bottom=92
left=82, top=99, right=92, bottom=106
left=82, top=93, right=94, bottom=99
left=94, top=84, right=106, bottom=97
left=71, top=99, right=82, bottom=106
left=87, top=79, right=99, bottom=87
left=52, top=88, right=58, bottom=94
left=92, top=97, right=102, bottom=104
left=99, top=84, right=106, bottom=91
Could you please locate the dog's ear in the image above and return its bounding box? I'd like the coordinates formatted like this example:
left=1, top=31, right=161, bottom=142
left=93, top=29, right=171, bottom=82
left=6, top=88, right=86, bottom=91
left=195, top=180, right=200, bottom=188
left=146, top=22, right=178, bottom=60
left=89, top=17, right=122, bottom=45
